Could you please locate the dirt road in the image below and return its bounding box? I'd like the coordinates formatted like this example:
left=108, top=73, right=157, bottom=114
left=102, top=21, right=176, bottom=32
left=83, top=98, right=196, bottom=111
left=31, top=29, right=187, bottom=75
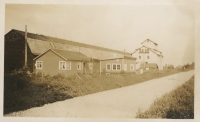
left=5, top=70, right=194, bottom=118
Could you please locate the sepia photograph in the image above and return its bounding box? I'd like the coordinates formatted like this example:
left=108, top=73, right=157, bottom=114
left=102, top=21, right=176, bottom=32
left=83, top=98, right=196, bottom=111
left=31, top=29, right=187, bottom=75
left=1, top=0, right=199, bottom=121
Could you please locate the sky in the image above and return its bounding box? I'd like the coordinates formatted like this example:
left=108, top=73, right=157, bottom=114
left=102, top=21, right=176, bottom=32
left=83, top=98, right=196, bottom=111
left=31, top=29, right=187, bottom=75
left=3, top=0, right=195, bottom=67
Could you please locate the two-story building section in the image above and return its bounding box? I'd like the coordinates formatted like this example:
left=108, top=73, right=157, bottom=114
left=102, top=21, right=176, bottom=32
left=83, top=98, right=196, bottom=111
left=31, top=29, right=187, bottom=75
left=132, top=39, right=163, bottom=70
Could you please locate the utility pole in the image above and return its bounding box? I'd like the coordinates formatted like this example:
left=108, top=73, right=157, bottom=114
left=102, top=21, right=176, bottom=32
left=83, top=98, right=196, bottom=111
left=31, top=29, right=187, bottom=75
left=25, top=25, right=27, bottom=67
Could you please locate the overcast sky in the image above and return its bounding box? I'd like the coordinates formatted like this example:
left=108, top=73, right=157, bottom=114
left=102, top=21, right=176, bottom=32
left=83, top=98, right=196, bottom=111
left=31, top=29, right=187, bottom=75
left=4, top=0, right=195, bottom=66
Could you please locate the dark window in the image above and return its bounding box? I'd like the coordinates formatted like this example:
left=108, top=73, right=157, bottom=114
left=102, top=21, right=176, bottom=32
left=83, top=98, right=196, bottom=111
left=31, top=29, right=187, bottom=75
left=106, top=64, right=111, bottom=70
left=147, top=56, right=150, bottom=59
left=139, top=56, right=141, bottom=59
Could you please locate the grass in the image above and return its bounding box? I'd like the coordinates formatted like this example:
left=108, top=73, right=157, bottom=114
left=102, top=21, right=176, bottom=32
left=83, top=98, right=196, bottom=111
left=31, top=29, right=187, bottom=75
left=136, top=75, right=194, bottom=119
left=4, top=66, right=194, bottom=115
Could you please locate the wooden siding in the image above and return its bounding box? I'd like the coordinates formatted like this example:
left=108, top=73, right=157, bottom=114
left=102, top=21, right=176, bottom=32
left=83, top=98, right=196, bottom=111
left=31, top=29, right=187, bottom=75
left=34, top=51, right=84, bottom=76
left=4, top=30, right=37, bottom=72
left=100, top=58, right=136, bottom=73
left=100, top=59, right=123, bottom=73
left=4, top=30, right=25, bottom=72
left=124, top=59, right=136, bottom=72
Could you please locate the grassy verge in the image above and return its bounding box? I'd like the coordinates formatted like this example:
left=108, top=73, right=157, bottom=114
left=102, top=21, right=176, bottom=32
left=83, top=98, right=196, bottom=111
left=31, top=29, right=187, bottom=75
left=136, top=75, right=194, bottom=119
left=4, top=67, right=193, bottom=115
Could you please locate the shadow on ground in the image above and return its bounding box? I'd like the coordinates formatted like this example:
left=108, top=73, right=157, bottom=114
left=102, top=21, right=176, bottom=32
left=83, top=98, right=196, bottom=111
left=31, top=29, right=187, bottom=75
left=4, top=75, right=73, bottom=115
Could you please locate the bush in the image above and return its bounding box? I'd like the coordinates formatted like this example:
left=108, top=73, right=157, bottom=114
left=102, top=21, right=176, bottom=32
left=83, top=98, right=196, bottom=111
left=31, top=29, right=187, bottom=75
left=4, top=66, right=193, bottom=115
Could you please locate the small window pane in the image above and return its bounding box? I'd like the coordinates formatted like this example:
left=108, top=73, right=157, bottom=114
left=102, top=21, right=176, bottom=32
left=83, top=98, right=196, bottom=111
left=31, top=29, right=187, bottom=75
left=106, top=64, right=111, bottom=70
left=77, top=62, right=82, bottom=70
left=117, top=64, right=121, bottom=70
left=36, top=61, right=42, bottom=69
left=113, top=64, right=116, bottom=70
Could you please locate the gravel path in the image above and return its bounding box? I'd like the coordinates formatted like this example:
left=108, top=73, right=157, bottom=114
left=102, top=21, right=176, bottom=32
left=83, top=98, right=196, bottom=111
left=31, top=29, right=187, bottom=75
left=5, top=70, right=194, bottom=118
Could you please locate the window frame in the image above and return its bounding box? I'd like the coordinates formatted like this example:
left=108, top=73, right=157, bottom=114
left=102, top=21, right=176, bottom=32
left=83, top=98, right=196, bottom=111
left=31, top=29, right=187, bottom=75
left=66, top=62, right=71, bottom=70
left=77, top=62, right=82, bottom=70
left=59, top=61, right=71, bottom=70
left=106, top=63, right=111, bottom=71
left=36, top=61, right=43, bottom=69
left=117, top=64, right=121, bottom=70
left=112, top=63, right=121, bottom=71
left=59, top=61, right=66, bottom=70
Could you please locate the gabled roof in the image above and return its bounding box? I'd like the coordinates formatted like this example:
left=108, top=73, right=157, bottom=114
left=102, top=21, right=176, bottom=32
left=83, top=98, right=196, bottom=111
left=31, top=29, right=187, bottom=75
left=53, top=49, right=89, bottom=61
left=131, top=45, right=163, bottom=57
left=140, top=63, right=158, bottom=69
left=141, top=39, right=158, bottom=45
left=34, top=49, right=89, bottom=61
left=10, top=29, right=131, bottom=56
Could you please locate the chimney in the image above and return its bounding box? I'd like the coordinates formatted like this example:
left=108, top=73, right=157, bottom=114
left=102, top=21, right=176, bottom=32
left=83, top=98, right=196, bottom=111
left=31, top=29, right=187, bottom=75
left=25, top=25, right=27, bottom=67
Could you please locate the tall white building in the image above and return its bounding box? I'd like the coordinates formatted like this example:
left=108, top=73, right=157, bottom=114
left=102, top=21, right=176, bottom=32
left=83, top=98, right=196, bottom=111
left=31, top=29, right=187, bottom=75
left=132, top=39, right=163, bottom=70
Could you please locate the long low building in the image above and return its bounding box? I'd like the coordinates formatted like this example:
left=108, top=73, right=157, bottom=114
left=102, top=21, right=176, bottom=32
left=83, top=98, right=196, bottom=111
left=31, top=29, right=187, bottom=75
left=4, top=29, right=132, bottom=73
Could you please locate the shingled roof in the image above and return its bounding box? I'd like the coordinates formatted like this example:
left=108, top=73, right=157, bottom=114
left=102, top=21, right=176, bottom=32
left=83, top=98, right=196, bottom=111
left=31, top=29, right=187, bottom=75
left=13, top=29, right=131, bottom=56
left=34, top=49, right=89, bottom=61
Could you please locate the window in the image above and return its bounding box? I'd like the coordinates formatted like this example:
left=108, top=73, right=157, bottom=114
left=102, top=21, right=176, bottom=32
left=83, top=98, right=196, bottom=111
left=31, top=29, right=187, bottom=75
left=124, top=64, right=127, bottom=71
left=112, top=64, right=121, bottom=71
left=112, top=64, right=116, bottom=70
left=77, top=62, right=82, bottom=70
left=36, top=61, right=43, bottom=69
left=59, top=61, right=66, bottom=70
left=117, top=64, right=121, bottom=70
left=147, top=56, right=150, bottom=59
left=139, top=56, right=141, bottom=59
left=130, top=64, right=134, bottom=71
left=106, top=63, right=111, bottom=70
left=66, top=62, right=71, bottom=70
left=59, top=61, right=71, bottom=70
left=89, top=63, right=93, bottom=69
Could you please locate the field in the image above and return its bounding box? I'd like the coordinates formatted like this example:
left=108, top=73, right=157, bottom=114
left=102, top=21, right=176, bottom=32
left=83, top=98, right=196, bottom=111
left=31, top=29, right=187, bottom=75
left=4, top=65, right=194, bottom=115
left=136, top=75, right=194, bottom=119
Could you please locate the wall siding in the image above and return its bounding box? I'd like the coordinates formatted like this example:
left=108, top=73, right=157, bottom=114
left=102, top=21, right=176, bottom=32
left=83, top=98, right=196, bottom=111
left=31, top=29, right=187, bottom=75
left=4, top=31, right=25, bottom=72
left=35, top=51, right=83, bottom=76
left=124, top=59, right=136, bottom=72
left=100, top=58, right=136, bottom=73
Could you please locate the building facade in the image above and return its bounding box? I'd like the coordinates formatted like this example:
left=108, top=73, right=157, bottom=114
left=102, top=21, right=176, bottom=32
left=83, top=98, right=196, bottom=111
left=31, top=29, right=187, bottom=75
left=132, top=39, right=163, bottom=70
left=4, top=29, right=131, bottom=73
left=100, top=56, right=136, bottom=74
left=34, top=49, right=95, bottom=76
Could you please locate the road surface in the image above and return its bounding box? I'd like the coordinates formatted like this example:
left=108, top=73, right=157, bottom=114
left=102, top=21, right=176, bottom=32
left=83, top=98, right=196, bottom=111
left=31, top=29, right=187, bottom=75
left=5, top=70, right=194, bottom=118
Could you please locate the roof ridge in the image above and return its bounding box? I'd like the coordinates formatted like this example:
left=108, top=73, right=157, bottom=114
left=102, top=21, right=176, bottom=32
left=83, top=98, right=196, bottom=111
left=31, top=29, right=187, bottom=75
left=141, top=39, right=158, bottom=45
left=12, top=29, right=131, bottom=55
